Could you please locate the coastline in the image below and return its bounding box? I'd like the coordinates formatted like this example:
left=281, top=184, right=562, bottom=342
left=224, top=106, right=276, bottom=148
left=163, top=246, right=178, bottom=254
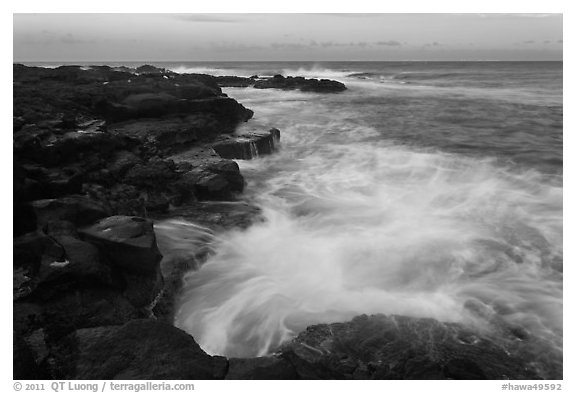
left=13, top=63, right=559, bottom=380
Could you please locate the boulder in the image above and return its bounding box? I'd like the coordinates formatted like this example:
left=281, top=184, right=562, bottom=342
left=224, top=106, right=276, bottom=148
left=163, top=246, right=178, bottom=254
left=79, top=216, right=163, bottom=308
left=55, top=319, right=226, bottom=379
left=279, top=314, right=542, bottom=380
left=213, top=128, right=281, bottom=159
left=30, top=235, right=115, bottom=300
left=79, top=216, right=161, bottom=274
left=184, top=160, right=245, bottom=201
left=123, top=159, right=177, bottom=189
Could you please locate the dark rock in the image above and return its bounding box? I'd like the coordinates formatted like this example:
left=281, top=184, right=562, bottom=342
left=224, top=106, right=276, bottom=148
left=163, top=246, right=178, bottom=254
left=152, top=201, right=262, bottom=232
left=44, top=220, right=79, bottom=238
left=253, top=75, right=346, bottom=93
left=13, top=125, right=59, bottom=166
left=30, top=236, right=114, bottom=301
left=135, top=64, right=167, bottom=74
left=186, top=160, right=245, bottom=201
left=14, top=204, right=37, bottom=236
left=13, top=302, right=44, bottom=337
left=97, top=93, right=253, bottom=125
left=14, top=232, right=63, bottom=272
left=55, top=130, right=120, bottom=161
left=31, top=195, right=111, bottom=229
left=108, top=150, right=142, bottom=178
left=55, top=319, right=225, bottom=379
left=40, top=288, right=140, bottom=342
left=79, top=215, right=161, bottom=273
left=226, top=356, right=299, bottom=379
left=79, top=216, right=163, bottom=308
left=14, top=332, right=49, bottom=379
left=213, top=128, right=281, bottom=159
left=123, top=159, right=177, bottom=190
left=215, top=76, right=255, bottom=88
left=279, top=314, right=542, bottom=380
left=214, top=73, right=346, bottom=93
left=22, top=166, right=85, bottom=199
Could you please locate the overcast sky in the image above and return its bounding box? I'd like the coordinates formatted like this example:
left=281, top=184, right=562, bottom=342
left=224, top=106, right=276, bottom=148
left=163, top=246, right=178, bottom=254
left=13, top=13, right=563, bottom=62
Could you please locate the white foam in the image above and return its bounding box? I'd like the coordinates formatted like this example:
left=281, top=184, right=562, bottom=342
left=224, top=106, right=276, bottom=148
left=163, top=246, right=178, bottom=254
left=166, top=80, right=562, bottom=359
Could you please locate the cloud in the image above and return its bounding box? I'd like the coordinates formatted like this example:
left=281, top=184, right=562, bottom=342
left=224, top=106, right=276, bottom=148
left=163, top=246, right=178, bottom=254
left=270, top=42, right=308, bottom=50
left=375, top=40, right=402, bottom=47
left=271, top=41, right=368, bottom=50
left=320, top=41, right=349, bottom=48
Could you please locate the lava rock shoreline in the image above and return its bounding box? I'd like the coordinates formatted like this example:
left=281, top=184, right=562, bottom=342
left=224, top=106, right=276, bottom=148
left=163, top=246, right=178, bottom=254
left=13, top=64, right=556, bottom=380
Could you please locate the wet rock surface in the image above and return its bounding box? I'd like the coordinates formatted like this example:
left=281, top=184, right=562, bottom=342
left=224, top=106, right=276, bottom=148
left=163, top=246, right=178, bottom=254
left=216, top=74, right=347, bottom=93
left=213, top=128, right=281, bottom=160
left=13, top=64, right=265, bottom=379
left=277, top=314, right=545, bottom=380
left=52, top=320, right=226, bottom=379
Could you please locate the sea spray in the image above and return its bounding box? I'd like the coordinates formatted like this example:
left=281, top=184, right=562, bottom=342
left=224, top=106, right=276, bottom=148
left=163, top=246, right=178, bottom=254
left=172, top=143, right=562, bottom=357
left=164, top=63, right=562, bottom=362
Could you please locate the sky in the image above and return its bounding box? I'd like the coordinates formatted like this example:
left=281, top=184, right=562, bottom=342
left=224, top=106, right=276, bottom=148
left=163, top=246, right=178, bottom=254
left=13, top=13, right=563, bottom=62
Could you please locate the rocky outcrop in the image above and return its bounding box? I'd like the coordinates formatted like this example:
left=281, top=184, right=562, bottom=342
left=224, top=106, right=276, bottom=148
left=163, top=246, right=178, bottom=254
left=13, top=64, right=270, bottom=380
left=52, top=320, right=227, bottom=379
left=215, top=74, right=346, bottom=93
left=277, top=314, right=545, bottom=380
left=13, top=64, right=261, bottom=221
left=254, top=75, right=346, bottom=93
left=213, top=128, right=281, bottom=160
left=215, top=75, right=258, bottom=88
left=13, top=216, right=165, bottom=377
left=79, top=216, right=163, bottom=308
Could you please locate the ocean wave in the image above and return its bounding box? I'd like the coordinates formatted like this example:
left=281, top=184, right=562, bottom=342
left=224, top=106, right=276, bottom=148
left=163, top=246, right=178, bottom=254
left=172, top=83, right=562, bottom=361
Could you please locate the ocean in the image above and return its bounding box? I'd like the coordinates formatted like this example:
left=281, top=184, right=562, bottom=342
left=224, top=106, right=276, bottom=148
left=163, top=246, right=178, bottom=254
left=87, top=61, right=562, bottom=374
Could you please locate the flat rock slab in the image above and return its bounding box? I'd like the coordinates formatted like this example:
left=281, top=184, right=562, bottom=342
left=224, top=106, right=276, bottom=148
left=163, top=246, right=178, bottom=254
left=212, top=128, right=281, bottom=160
left=79, top=215, right=160, bottom=270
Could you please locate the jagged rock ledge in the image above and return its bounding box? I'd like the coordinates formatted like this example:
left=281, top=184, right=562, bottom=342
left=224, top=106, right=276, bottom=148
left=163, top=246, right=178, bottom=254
left=28, top=313, right=556, bottom=380
left=13, top=64, right=273, bottom=379
left=217, top=74, right=347, bottom=93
